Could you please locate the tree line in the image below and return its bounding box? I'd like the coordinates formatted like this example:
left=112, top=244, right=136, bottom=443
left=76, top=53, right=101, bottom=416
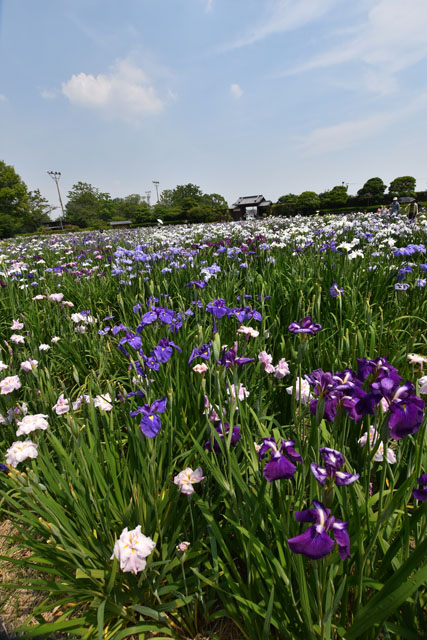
left=273, top=176, right=424, bottom=216
left=0, top=159, right=425, bottom=238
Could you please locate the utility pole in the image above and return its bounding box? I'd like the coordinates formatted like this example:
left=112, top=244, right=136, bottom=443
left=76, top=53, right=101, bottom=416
left=145, top=190, right=151, bottom=207
left=152, top=181, right=160, bottom=203
left=47, top=171, right=65, bottom=230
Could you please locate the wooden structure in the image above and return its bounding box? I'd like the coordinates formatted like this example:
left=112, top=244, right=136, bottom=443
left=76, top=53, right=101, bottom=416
left=109, top=220, right=132, bottom=229
left=230, top=195, right=272, bottom=220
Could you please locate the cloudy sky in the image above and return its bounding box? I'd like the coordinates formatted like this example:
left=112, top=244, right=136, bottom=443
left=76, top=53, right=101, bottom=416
left=1, top=0, right=427, bottom=210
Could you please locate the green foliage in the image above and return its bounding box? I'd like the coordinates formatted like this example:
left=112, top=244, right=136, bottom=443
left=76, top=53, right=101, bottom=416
left=389, top=176, right=417, bottom=197
left=113, top=195, right=153, bottom=224
left=27, top=189, right=54, bottom=231
left=0, top=217, right=426, bottom=639
left=321, top=185, right=348, bottom=209
left=357, top=177, right=386, bottom=201
left=275, top=194, right=298, bottom=216
left=0, top=160, right=30, bottom=237
left=155, top=184, right=228, bottom=224
left=296, top=190, right=320, bottom=214
left=65, top=182, right=107, bottom=228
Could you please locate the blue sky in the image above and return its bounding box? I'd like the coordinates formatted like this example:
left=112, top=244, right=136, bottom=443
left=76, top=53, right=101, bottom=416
left=1, top=0, right=427, bottom=212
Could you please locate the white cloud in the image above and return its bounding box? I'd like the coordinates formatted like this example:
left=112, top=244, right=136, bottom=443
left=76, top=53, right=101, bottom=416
left=222, top=0, right=339, bottom=50
left=61, top=59, right=165, bottom=123
left=40, top=88, right=59, bottom=100
left=0, top=93, right=6, bottom=101
left=205, top=0, right=214, bottom=13
left=230, top=83, right=243, bottom=99
left=298, top=91, right=427, bottom=154
left=287, top=0, right=427, bottom=94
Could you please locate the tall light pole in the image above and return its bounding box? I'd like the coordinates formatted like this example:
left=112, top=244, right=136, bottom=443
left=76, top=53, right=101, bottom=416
left=152, top=180, right=160, bottom=203
left=47, top=171, right=65, bottom=230
left=145, top=190, right=151, bottom=207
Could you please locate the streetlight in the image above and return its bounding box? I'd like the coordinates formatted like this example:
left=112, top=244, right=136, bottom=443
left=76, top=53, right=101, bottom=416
left=152, top=181, right=160, bottom=202
left=145, top=190, right=151, bottom=207
left=47, top=171, right=65, bottom=230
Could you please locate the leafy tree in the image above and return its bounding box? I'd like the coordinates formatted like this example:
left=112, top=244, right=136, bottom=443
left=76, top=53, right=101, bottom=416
left=275, top=194, right=297, bottom=216
left=170, top=184, right=204, bottom=207
left=0, top=214, right=18, bottom=238
left=389, top=176, right=416, bottom=197
left=158, top=189, right=174, bottom=207
left=357, top=177, right=386, bottom=201
left=155, top=184, right=228, bottom=224
left=203, top=193, right=229, bottom=221
left=296, top=191, right=320, bottom=215
left=112, top=194, right=151, bottom=222
left=28, top=189, right=54, bottom=230
left=0, top=160, right=30, bottom=237
left=65, top=182, right=112, bottom=228
left=322, top=185, right=348, bottom=209
left=187, top=204, right=208, bottom=223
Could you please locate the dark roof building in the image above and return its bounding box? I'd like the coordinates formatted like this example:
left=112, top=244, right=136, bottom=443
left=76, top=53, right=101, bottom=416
left=230, top=195, right=272, bottom=220
left=109, top=220, right=132, bottom=228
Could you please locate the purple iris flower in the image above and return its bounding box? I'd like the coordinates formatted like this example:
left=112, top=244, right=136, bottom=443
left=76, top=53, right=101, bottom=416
left=130, top=397, right=167, bottom=438
left=152, top=338, right=181, bottom=364
left=311, top=448, right=359, bottom=486
left=206, top=298, right=230, bottom=319
left=188, top=343, right=211, bottom=366
left=218, top=343, right=255, bottom=368
left=230, top=307, right=263, bottom=322
left=288, top=500, right=350, bottom=560
left=329, top=282, right=344, bottom=298
left=356, top=378, right=425, bottom=440
left=126, top=390, right=145, bottom=399
left=186, top=280, right=207, bottom=289
left=258, top=437, right=302, bottom=482
left=127, top=334, right=142, bottom=350
left=204, top=423, right=241, bottom=452
left=158, top=308, right=174, bottom=324
left=144, top=356, right=160, bottom=371
left=112, top=323, right=128, bottom=336
left=412, top=474, right=427, bottom=501
left=288, top=316, right=322, bottom=335
left=169, top=313, right=184, bottom=333
left=355, top=357, right=401, bottom=384
left=0, top=463, right=8, bottom=474
left=313, top=370, right=365, bottom=423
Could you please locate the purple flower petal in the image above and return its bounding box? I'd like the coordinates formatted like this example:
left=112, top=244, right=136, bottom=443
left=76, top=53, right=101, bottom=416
left=288, top=526, right=334, bottom=559
left=388, top=400, right=424, bottom=440
left=332, top=521, right=351, bottom=560
left=310, top=463, right=328, bottom=485
left=263, top=455, right=296, bottom=482
left=335, top=471, right=360, bottom=486
left=140, top=413, right=162, bottom=438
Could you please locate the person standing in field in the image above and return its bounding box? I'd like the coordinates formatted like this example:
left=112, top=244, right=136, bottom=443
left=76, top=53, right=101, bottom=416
left=390, top=197, right=400, bottom=217
left=407, top=200, right=418, bottom=221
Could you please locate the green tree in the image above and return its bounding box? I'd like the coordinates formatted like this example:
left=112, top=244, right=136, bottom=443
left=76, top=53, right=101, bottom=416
left=112, top=194, right=151, bottom=222
left=65, top=182, right=112, bottom=228
left=170, top=184, right=204, bottom=207
left=322, top=185, right=348, bottom=209
left=203, top=193, right=229, bottom=221
left=389, top=176, right=416, bottom=197
left=296, top=191, right=320, bottom=215
left=28, top=189, right=54, bottom=230
left=357, top=177, right=386, bottom=201
left=0, top=160, right=30, bottom=237
left=274, top=194, right=297, bottom=216
left=155, top=184, right=228, bottom=224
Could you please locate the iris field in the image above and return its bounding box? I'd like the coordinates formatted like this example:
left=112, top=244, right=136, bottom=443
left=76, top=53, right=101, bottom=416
left=0, top=212, right=426, bottom=640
